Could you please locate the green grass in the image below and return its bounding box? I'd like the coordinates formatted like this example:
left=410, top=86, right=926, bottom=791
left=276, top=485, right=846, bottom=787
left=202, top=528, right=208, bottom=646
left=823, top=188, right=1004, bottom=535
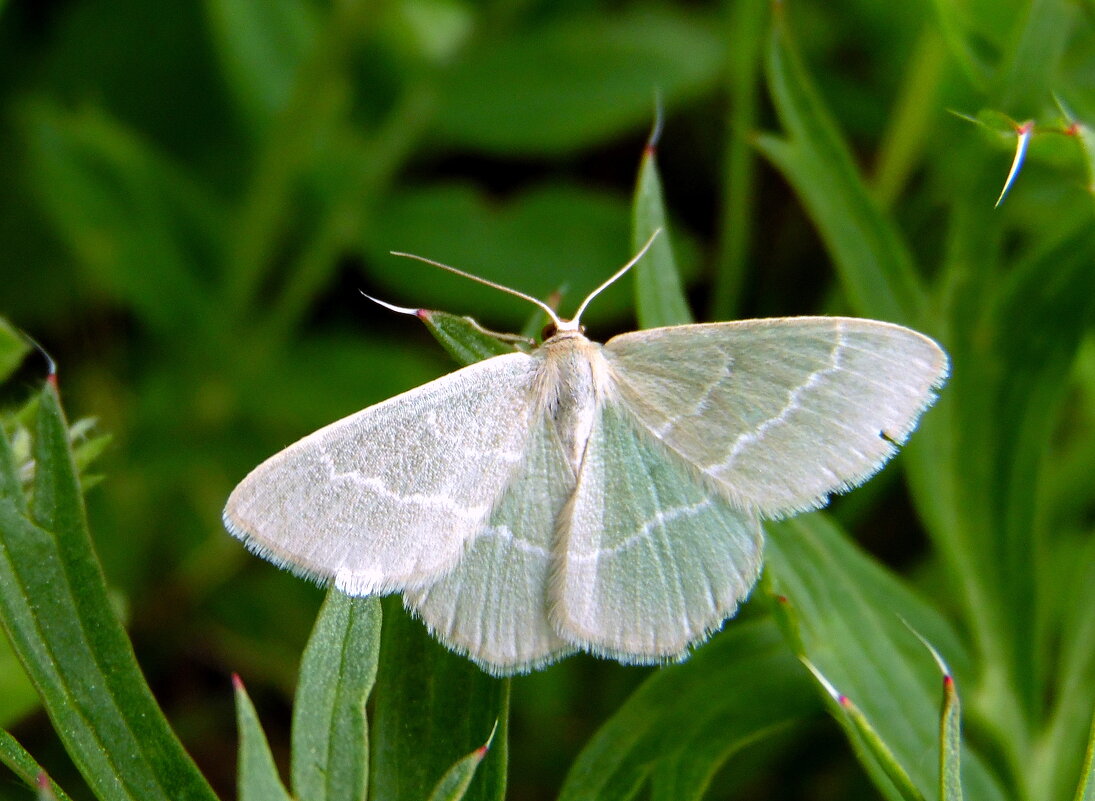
left=2, top=0, right=1095, bottom=799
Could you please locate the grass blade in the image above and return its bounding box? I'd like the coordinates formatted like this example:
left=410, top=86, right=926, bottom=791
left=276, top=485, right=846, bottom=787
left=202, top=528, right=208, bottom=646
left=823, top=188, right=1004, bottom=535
left=291, top=590, right=381, bottom=801
left=764, top=514, right=1007, bottom=800
left=0, top=730, right=72, bottom=801
left=559, top=619, right=817, bottom=801
left=370, top=598, right=508, bottom=801
left=419, top=311, right=523, bottom=365
left=234, top=675, right=293, bottom=801
left=801, top=660, right=926, bottom=801
left=426, top=723, right=497, bottom=801
left=756, top=9, right=926, bottom=325
left=0, top=318, right=29, bottom=382
left=1074, top=711, right=1095, bottom=801
left=711, top=0, right=768, bottom=320
left=631, top=133, right=692, bottom=329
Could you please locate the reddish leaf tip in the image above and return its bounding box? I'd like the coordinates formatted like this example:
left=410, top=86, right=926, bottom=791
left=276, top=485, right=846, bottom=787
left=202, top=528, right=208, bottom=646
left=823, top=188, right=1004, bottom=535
left=838, top=694, right=852, bottom=708
left=231, top=672, right=244, bottom=691
left=36, top=773, right=49, bottom=788
left=943, top=674, right=955, bottom=689
left=776, top=594, right=789, bottom=604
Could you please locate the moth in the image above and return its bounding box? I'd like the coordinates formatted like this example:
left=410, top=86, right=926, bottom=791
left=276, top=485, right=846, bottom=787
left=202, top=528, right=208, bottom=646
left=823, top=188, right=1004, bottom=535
left=224, top=238, right=948, bottom=675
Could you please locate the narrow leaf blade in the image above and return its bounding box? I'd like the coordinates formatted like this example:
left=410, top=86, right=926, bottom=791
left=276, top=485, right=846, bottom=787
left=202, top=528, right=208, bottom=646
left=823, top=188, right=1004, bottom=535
left=757, top=12, right=926, bottom=324
left=291, top=589, right=381, bottom=801
left=420, top=311, right=521, bottom=366
left=370, top=598, right=508, bottom=801
left=632, top=142, right=692, bottom=329
left=559, top=619, right=817, bottom=801
left=0, top=730, right=73, bottom=801
left=234, top=676, right=293, bottom=801
left=426, top=724, right=496, bottom=801
left=0, top=318, right=29, bottom=382
left=1073, top=711, right=1095, bottom=801
left=764, top=514, right=1007, bottom=801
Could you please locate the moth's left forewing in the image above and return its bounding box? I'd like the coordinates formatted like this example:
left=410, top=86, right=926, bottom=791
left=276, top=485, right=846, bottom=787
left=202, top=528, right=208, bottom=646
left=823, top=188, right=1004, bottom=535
left=603, top=318, right=948, bottom=518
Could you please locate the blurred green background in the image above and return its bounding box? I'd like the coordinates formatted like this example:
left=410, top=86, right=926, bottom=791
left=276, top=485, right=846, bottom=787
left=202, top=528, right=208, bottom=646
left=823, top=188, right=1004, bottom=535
left=2, top=0, right=1094, bottom=799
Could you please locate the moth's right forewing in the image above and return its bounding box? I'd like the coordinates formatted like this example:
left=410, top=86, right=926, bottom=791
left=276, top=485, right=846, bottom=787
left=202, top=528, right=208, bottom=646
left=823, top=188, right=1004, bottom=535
left=223, top=352, right=541, bottom=594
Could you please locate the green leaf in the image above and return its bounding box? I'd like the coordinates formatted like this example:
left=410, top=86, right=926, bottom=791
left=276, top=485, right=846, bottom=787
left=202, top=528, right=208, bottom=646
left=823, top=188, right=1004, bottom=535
left=203, top=0, right=319, bottom=131
left=906, top=626, right=964, bottom=801
left=1053, top=96, right=1095, bottom=198
left=559, top=618, right=818, bottom=801
left=433, top=9, right=725, bottom=155
left=291, top=590, right=381, bottom=801
left=23, top=104, right=226, bottom=340
left=419, top=311, right=523, bottom=366
left=1036, top=534, right=1095, bottom=797
left=0, top=404, right=24, bottom=514
left=755, top=12, right=927, bottom=325
left=940, top=672, right=963, bottom=800
left=234, top=675, right=293, bottom=801
left=370, top=598, right=508, bottom=801
left=0, top=637, right=38, bottom=727
left=0, top=729, right=73, bottom=801
left=925, top=0, right=992, bottom=88
left=1073, top=711, right=1095, bottom=801
left=800, top=660, right=925, bottom=801
left=0, top=318, right=29, bottom=383
left=631, top=142, right=692, bottom=329
left=994, top=0, right=1072, bottom=115
left=910, top=217, right=1095, bottom=730
left=0, top=386, right=219, bottom=801
left=711, top=0, right=768, bottom=320
left=426, top=724, right=496, bottom=801
left=764, top=514, right=1007, bottom=801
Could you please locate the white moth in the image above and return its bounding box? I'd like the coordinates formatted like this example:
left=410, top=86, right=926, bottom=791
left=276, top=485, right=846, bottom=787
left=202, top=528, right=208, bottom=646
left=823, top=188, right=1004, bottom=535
left=224, top=238, right=948, bottom=675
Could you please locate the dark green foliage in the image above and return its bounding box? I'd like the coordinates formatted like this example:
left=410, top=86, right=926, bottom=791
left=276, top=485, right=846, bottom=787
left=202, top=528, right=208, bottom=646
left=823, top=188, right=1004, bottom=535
left=2, top=0, right=1095, bottom=799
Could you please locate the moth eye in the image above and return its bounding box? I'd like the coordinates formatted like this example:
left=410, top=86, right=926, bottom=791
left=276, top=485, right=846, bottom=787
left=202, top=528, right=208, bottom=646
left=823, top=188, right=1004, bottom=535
left=541, top=322, right=558, bottom=341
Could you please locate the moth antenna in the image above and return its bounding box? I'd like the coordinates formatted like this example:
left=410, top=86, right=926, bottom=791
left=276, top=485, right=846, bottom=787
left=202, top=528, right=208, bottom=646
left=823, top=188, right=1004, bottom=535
left=571, top=228, right=662, bottom=325
left=359, top=290, right=421, bottom=316
left=389, top=251, right=563, bottom=329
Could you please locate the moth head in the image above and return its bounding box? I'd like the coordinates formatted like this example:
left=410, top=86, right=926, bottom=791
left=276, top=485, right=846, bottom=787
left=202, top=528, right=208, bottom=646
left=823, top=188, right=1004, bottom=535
left=541, top=319, right=586, bottom=341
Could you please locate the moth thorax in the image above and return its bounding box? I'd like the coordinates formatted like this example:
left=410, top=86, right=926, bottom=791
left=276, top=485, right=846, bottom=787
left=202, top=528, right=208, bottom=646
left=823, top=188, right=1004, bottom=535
left=539, top=337, right=606, bottom=474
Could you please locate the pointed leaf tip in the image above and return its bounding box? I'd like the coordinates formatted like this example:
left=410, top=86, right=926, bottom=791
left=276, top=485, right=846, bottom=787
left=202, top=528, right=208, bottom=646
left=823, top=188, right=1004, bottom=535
left=36, top=773, right=57, bottom=801
left=995, top=121, right=1033, bottom=208
left=644, top=92, right=664, bottom=155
